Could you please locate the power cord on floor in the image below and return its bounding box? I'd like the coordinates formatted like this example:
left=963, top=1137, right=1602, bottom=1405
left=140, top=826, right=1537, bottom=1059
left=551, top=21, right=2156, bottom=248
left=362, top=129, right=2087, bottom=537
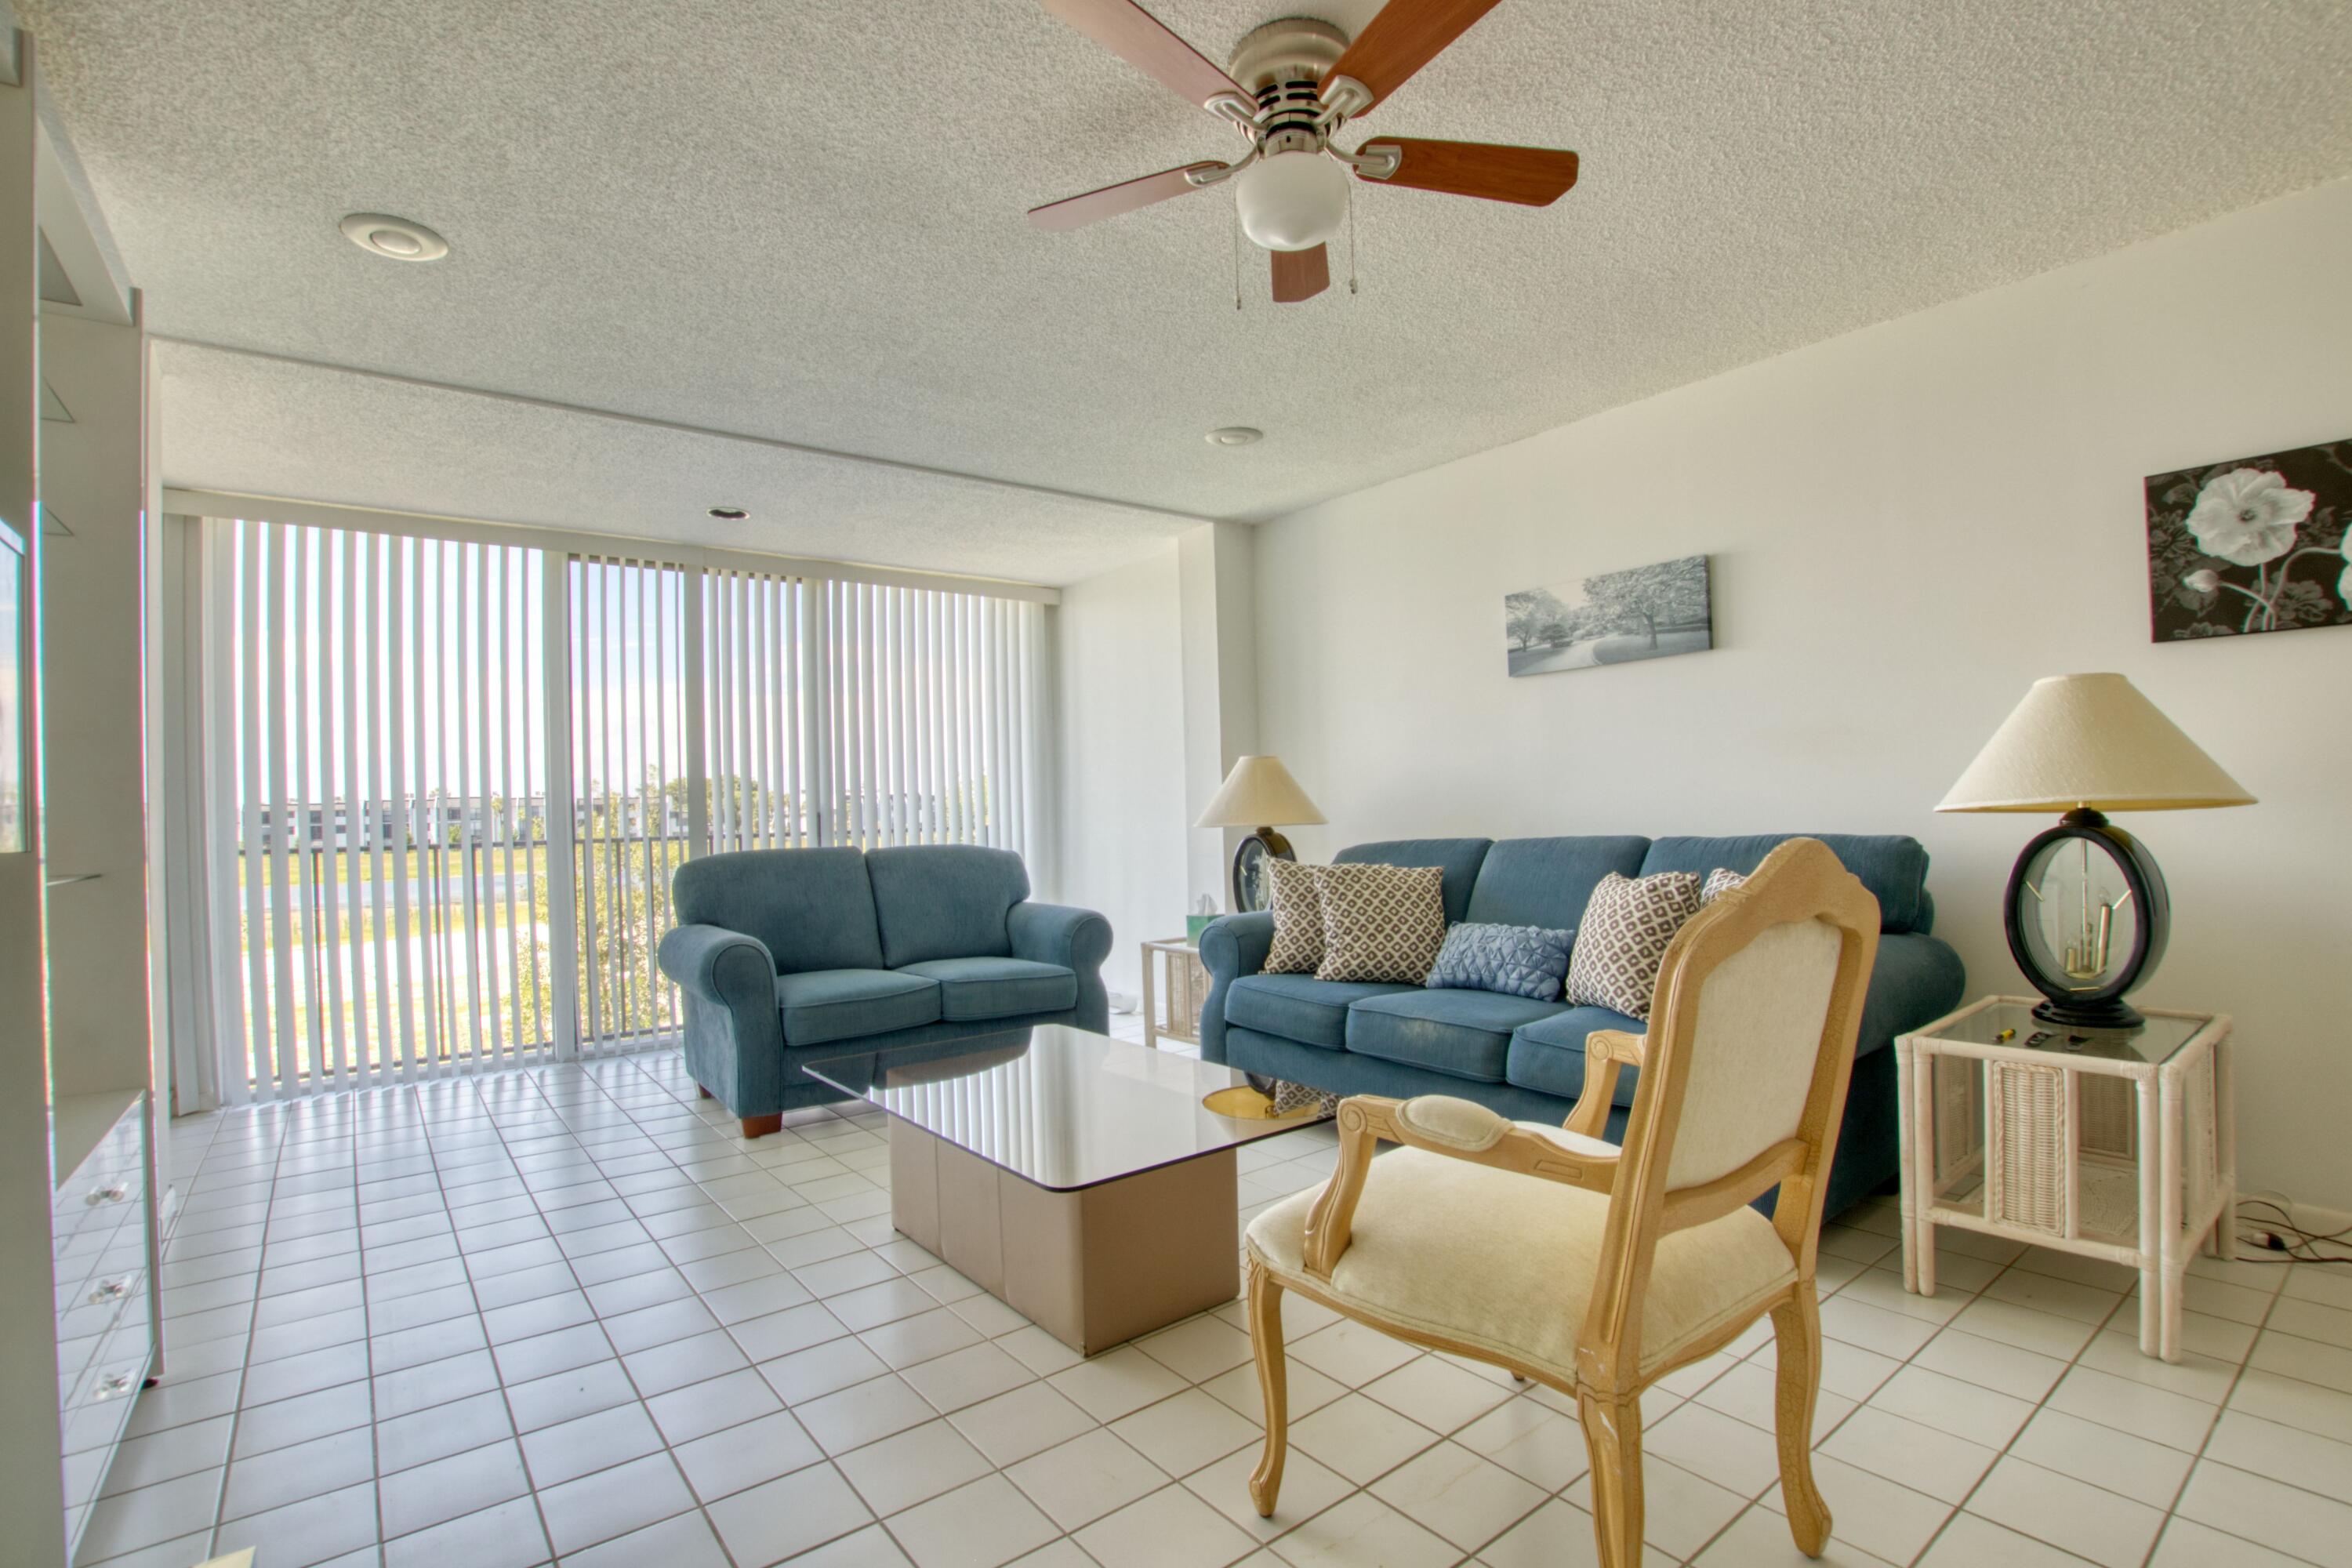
left=2234, top=1194, right=2352, bottom=1266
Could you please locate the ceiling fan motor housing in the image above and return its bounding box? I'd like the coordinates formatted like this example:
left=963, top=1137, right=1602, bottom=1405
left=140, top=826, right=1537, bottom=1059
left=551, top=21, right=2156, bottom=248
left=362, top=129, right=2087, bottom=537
left=1229, top=16, right=1348, bottom=156
left=1226, top=16, right=1348, bottom=96
left=1224, top=19, right=1353, bottom=251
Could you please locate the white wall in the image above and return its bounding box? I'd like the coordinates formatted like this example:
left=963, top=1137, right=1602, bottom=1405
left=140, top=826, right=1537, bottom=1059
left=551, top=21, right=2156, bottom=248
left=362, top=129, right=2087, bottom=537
left=1051, top=545, right=1189, bottom=1000
left=1252, top=177, right=2352, bottom=1213
left=1179, top=522, right=1261, bottom=911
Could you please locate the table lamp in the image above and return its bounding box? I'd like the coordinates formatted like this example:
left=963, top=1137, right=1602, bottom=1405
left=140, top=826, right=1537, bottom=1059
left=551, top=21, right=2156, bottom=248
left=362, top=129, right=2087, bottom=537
left=1196, top=755, right=1326, bottom=913
left=1938, top=673, right=2253, bottom=1029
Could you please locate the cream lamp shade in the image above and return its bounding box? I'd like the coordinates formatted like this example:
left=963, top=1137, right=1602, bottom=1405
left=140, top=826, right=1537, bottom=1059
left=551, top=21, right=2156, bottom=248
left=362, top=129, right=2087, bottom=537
left=1195, top=756, right=1327, bottom=829
left=1939, top=673, right=2251, bottom=1032
left=1196, top=756, right=1325, bottom=915
left=1936, top=673, right=2254, bottom=814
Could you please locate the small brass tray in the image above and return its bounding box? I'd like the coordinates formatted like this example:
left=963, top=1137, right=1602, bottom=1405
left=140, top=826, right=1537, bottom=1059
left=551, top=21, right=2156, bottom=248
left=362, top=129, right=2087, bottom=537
left=1202, top=1085, right=1315, bottom=1120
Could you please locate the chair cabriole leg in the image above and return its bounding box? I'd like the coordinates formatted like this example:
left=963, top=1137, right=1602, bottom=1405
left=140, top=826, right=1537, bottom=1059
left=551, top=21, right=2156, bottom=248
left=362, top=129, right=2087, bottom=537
left=1246, top=1258, right=1288, bottom=1517
left=1770, top=1290, right=1833, bottom=1555
left=1578, top=1386, right=1645, bottom=1566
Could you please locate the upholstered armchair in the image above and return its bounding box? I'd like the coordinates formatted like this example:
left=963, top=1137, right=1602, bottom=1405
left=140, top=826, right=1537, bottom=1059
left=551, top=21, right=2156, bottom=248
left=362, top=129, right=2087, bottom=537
left=1240, top=837, right=1881, bottom=1566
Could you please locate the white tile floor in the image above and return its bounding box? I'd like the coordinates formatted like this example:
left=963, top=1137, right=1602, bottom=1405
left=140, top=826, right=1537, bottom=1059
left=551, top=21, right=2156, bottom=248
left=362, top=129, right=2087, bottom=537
left=78, top=1029, right=2352, bottom=1568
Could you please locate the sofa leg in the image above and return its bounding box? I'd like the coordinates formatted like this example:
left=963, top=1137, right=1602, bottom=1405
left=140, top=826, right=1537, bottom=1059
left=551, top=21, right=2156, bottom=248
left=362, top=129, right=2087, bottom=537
left=697, top=1085, right=713, bottom=1100
left=740, top=1113, right=783, bottom=1140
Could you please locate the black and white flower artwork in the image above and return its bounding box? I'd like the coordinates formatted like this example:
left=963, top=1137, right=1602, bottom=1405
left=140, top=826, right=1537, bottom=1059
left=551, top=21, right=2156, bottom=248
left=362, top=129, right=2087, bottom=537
left=2147, top=439, right=2352, bottom=642
left=1504, top=554, right=1711, bottom=677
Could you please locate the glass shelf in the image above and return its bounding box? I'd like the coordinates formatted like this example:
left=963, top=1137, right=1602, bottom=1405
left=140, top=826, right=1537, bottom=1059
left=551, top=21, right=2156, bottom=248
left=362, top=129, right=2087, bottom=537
left=1920, top=999, right=2207, bottom=1067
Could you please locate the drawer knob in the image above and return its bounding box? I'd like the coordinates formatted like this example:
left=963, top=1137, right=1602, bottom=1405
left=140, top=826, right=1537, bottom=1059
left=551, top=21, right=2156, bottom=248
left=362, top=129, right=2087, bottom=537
left=89, top=1278, right=132, bottom=1304
left=85, top=1185, right=127, bottom=1206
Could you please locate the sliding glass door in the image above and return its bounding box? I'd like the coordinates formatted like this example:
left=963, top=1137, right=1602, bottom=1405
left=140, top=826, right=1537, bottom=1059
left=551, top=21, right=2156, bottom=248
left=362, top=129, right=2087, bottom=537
left=198, top=517, right=1046, bottom=1100
left=209, top=521, right=549, bottom=1094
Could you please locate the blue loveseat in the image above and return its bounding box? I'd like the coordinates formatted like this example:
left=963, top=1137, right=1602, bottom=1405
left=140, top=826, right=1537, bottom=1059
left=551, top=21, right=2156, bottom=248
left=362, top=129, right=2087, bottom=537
left=658, top=844, right=1111, bottom=1136
left=1199, top=833, right=1965, bottom=1217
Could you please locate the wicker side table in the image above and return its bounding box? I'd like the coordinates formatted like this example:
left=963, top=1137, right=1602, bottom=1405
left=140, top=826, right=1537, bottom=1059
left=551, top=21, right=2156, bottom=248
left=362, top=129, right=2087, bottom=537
left=1895, top=996, right=2237, bottom=1363
left=1140, top=938, right=1210, bottom=1051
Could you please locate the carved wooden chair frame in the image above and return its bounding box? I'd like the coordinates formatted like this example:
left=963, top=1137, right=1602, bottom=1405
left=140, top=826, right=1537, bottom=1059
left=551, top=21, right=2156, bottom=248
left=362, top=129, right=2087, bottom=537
left=1243, top=837, right=1881, bottom=1565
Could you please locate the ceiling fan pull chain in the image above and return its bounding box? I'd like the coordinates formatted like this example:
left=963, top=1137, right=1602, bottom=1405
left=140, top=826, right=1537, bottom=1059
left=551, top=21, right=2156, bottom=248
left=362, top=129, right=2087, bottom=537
left=1346, top=180, right=1359, bottom=296
left=1232, top=207, right=1244, bottom=310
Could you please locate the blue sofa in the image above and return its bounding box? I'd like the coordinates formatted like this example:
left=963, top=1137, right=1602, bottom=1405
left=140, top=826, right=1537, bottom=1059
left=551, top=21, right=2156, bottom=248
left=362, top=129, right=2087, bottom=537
left=1199, top=833, right=1965, bottom=1218
left=657, top=844, right=1111, bottom=1136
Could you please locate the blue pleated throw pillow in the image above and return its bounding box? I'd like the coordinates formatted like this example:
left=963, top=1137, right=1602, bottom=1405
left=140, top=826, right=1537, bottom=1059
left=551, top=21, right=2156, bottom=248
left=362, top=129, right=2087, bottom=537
left=1425, top=921, right=1575, bottom=1001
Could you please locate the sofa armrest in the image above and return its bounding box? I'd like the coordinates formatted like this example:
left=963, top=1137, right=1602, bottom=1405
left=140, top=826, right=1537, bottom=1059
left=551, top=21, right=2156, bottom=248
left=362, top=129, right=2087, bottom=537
left=659, top=924, right=786, bottom=1120
left=1008, top=902, right=1112, bottom=1032
left=659, top=923, right=777, bottom=1011
left=1196, top=912, right=1275, bottom=1066
left=1198, top=912, right=1274, bottom=983
left=1007, top=901, right=1112, bottom=973
left=1857, top=933, right=1968, bottom=1058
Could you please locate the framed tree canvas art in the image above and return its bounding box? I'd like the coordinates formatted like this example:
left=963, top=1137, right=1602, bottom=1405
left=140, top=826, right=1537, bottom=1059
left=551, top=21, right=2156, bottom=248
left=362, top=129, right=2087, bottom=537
left=2147, top=437, right=2351, bottom=642
left=1505, top=554, right=1711, bottom=677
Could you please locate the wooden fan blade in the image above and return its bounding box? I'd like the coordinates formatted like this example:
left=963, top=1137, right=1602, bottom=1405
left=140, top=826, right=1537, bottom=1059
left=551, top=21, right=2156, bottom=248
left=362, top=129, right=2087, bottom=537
left=1359, top=138, right=1578, bottom=205
left=1040, top=0, right=1248, bottom=108
left=1270, top=245, right=1330, bottom=303
left=1028, top=163, right=1222, bottom=231
left=1328, top=0, right=1506, bottom=113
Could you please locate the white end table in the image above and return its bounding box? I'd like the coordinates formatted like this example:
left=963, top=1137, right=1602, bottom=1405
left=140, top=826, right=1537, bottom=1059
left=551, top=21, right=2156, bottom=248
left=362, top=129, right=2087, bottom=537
left=1894, top=996, right=2237, bottom=1363
left=1139, top=938, right=1210, bottom=1051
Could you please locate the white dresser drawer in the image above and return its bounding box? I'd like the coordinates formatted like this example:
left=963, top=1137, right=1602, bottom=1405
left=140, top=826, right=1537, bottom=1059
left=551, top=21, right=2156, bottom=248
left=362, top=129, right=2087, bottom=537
left=50, top=1091, right=154, bottom=1565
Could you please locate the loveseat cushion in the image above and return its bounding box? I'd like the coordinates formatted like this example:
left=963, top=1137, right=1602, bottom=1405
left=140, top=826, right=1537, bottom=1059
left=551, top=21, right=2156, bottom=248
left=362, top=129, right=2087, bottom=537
left=1462, top=836, right=1651, bottom=933
left=776, top=969, right=941, bottom=1046
left=1346, top=989, right=1570, bottom=1084
left=866, top=845, right=1027, bottom=967
left=898, top=956, right=1076, bottom=1021
left=1225, top=974, right=1417, bottom=1051
left=673, top=847, right=886, bottom=975
left=1505, top=1004, right=1649, bottom=1106
left=1641, top=835, right=1934, bottom=935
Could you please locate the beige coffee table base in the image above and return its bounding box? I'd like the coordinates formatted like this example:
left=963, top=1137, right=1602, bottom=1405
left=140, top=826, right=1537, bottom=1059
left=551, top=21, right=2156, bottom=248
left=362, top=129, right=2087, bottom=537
left=889, top=1120, right=1240, bottom=1355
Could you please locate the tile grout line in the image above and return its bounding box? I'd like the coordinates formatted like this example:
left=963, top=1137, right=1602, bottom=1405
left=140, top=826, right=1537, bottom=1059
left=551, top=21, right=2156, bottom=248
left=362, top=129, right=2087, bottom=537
left=1675, top=1225, right=2126, bottom=1566
left=490, top=1051, right=920, bottom=1566
left=463, top=1052, right=741, bottom=1566
left=411, top=1070, right=574, bottom=1566
left=2134, top=1265, right=2286, bottom=1568
left=122, top=1065, right=2345, bottom=1568
left=187, top=1116, right=276, bottom=1563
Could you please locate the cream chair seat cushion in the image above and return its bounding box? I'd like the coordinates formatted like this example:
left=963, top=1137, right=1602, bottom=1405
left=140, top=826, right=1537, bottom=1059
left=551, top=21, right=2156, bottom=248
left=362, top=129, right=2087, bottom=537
left=1246, top=1148, right=1798, bottom=1381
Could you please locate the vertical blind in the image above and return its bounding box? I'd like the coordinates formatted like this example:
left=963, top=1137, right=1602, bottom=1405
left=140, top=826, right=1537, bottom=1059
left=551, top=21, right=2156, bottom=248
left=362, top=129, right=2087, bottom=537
left=702, top=570, right=1044, bottom=854
left=207, top=521, right=550, bottom=1094
left=563, top=555, right=688, bottom=1056
left=201, top=518, right=1048, bottom=1099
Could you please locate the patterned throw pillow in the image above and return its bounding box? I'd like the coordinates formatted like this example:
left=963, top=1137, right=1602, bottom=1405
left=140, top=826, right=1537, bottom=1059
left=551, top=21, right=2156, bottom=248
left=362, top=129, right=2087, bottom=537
left=1564, top=871, right=1704, bottom=1018
left=1701, top=867, right=1748, bottom=904
left=1425, top=922, right=1575, bottom=1001
left=1261, top=858, right=1327, bottom=975
left=1315, top=863, right=1447, bottom=985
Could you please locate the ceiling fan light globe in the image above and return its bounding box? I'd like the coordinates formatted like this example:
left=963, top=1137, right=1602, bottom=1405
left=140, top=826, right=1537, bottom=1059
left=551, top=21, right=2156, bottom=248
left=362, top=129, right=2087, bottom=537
left=1233, top=150, right=1348, bottom=252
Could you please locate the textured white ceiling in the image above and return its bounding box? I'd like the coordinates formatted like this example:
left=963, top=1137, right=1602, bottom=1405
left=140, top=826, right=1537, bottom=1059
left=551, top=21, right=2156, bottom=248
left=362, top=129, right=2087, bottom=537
left=22, top=0, right=2352, bottom=583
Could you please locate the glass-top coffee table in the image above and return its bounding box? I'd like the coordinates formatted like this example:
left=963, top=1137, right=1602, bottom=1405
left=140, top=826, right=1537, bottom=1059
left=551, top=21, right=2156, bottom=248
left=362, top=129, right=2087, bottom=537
left=804, top=1025, right=1331, bottom=1354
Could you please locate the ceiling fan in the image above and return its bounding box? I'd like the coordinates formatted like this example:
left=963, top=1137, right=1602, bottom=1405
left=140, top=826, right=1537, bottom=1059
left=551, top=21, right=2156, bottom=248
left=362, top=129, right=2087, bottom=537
left=1027, top=0, right=1579, bottom=303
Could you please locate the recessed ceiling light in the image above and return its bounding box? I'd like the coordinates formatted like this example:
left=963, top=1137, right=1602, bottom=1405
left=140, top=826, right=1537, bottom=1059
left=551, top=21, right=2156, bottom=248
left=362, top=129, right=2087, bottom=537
left=708, top=506, right=750, bottom=521
left=1205, top=426, right=1263, bottom=447
left=339, top=212, right=449, bottom=262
